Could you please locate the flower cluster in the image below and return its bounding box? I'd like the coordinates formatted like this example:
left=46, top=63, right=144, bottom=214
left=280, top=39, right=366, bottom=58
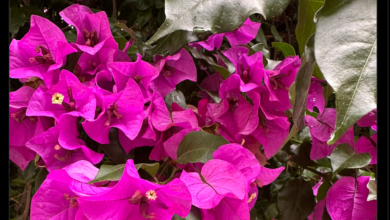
left=9, top=3, right=377, bottom=220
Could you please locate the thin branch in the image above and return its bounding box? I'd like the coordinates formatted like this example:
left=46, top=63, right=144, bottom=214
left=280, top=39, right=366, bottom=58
left=21, top=182, right=32, bottom=220
left=304, top=166, right=333, bottom=185
left=161, top=167, right=178, bottom=184
left=111, top=0, right=117, bottom=19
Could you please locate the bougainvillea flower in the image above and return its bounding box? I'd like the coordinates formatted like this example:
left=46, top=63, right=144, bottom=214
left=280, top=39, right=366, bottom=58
left=198, top=72, right=224, bottom=102
left=150, top=93, right=198, bottom=132
left=224, top=18, right=261, bottom=47
left=305, top=108, right=355, bottom=160
left=108, top=53, right=159, bottom=101
left=26, top=115, right=103, bottom=172
left=75, top=47, right=117, bottom=80
left=189, top=33, right=224, bottom=51
left=356, top=109, right=377, bottom=131
left=189, top=18, right=260, bottom=50
left=150, top=48, right=197, bottom=97
left=31, top=169, right=81, bottom=220
left=118, top=121, right=161, bottom=154
left=326, top=176, right=377, bottom=220
left=355, top=133, right=377, bottom=164
left=220, top=46, right=264, bottom=93
left=77, top=159, right=192, bottom=219
left=201, top=196, right=250, bottom=220
left=163, top=127, right=200, bottom=160
left=9, top=15, right=76, bottom=88
left=246, top=88, right=290, bottom=158
left=254, top=166, right=285, bottom=187
left=307, top=199, right=326, bottom=220
left=31, top=161, right=108, bottom=220
left=9, top=86, right=53, bottom=170
left=59, top=4, right=117, bottom=55
left=180, top=159, right=247, bottom=209
left=307, top=77, right=325, bottom=114
left=263, top=56, right=301, bottom=110
left=62, top=160, right=99, bottom=183
left=26, top=70, right=96, bottom=122
left=213, top=143, right=261, bottom=184
left=82, top=78, right=146, bottom=144
left=312, top=178, right=323, bottom=196
left=149, top=93, right=199, bottom=161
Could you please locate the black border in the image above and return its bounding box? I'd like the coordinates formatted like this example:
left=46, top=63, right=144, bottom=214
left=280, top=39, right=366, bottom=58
left=377, top=0, right=390, bottom=219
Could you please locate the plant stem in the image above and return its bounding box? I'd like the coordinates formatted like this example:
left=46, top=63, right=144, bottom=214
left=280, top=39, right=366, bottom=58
left=304, top=166, right=333, bottom=185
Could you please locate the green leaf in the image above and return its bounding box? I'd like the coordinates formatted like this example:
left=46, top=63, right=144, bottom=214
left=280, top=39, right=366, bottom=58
left=89, top=164, right=125, bottom=183
left=316, top=178, right=331, bottom=201
left=275, top=125, right=299, bottom=158
left=19, top=5, right=47, bottom=18
left=295, top=0, right=324, bottom=56
left=216, top=51, right=236, bottom=78
left=10, top=6, right=26, bottom=38
left=314, top=0, right=377, bottom=144
left=196, top=84, right=221, bottom=104
left=114, top=35, right=128, bottom=50
left=255, top=27, right=269, bottom=49
left=176, top=131, right=229, bottom=164
left=367, top=179, right=376, bottom=201
left=127, top=43, right=139, bottom=61
left=187, top=46, right=230, bottom=79
left=329, top=144, right=371, bottom=175
left=145, top=30, right=202, bottom=59
left=289, top=141, right=317, bottom=168
left=11, top=177, right=26, bottom=187
left=270, top=25, right=283, bottom=42
left=64, top=29, right=77, bottom=43
left=22, top=161, right=36, bottom=181
left=172, top=206, right=201, bottom=220
left=134, top=163, right=160, bottom=178
left=89, top=162, right=159, bottom=184
left=277, top=178, right=315, bottom=220
left=165, top=90, right=188, bottom=110
left=264, top=58, right=281, bottom=70
left=251, top=43, right=269, bottom=66
left=135, top=7, right=152, bottom=28
left=271, top=42, right=296, bottom=57
left=292, top=34, right=316, bottom=131
left=34, top=168, right=49, bottom=192
left=146, top=0, right=290, bottom=45
left=265, top=203, right=278, bottom=220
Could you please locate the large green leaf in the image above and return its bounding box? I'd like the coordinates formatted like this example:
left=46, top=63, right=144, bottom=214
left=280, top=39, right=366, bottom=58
left=292, top=34, right=316, bottom=131
left=271, top=42, right=296, bottom=57
left=175, top=131, right=229, bottom=164
left=329, top=144, right=371, bottom=175
left=34, top=168, right=49, bottom=193
left=314, top=0, right=377, bottom=144
left=277, top=178, right=316, bottom=220
left=146, top=0, right=290, bottom=45
left=316, top=178, right=331, bottom=201
left=165, top=90, right=188, bottom=110
left=89, top=164, right=125, bottom=184
left=89, top=163, right=159, bottom=183
left=187, top=46, right=231, bottom=79
left=10, top=6, right=26, bottom=38
left=144, top=30, right=204, bottom=58
left=295, top=0, right=324, bottom=56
